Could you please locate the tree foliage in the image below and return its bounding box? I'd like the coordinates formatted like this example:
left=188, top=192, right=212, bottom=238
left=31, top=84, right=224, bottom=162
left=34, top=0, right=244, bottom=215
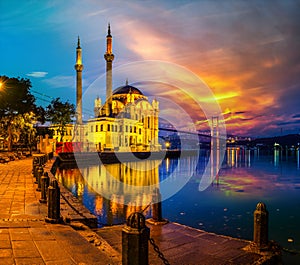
left=0, top=76, right=76, bottom=149
left=0, top=76, right=39, bottom=151
left=46, top=98, right=75, bottom=141
left=0, top=76, right=36, bottom=116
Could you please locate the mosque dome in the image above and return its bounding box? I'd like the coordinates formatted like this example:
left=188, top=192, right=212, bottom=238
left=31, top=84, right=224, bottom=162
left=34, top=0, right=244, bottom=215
left=113, top=84, right=144, bottom=96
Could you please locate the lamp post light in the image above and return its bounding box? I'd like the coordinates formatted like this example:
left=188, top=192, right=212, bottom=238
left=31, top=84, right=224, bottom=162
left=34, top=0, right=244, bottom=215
left=0, top=79, right=6, bottom=91
left=0, top=81, right=4, bottom=92
left=165, top=141, right=170, bottom=150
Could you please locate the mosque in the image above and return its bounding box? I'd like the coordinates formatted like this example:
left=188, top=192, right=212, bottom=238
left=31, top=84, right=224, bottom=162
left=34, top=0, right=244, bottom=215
left=72, top=25, right=161, bottom=152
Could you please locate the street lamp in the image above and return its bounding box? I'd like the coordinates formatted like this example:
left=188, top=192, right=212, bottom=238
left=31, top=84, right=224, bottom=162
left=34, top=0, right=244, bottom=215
left=165, top=141, right=170, bottom=150
left=0, top=80, right=6, bottom=91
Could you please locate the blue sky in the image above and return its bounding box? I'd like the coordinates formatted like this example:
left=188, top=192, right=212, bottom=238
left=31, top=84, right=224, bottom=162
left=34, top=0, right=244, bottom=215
left=1, top=0, right=300, bottom=137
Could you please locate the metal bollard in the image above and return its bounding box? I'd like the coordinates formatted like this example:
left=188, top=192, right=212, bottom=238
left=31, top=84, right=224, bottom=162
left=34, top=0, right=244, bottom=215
left=36, top=166, right=43, bottom=191
left=33, top=163, right=38, bottom=181
left=253, top=202, right=269, bottom=249
left=33, top=166, right=37, bottom=182
left=32, top=157, right=38, bottom=175
left=152, top=188, right=162, bottom=222
left=147, top=188, right=168, bottom=225
left=41, top=154, right=46, bottom=165
left=45, top=179, right=61, bottom=223
left=39, top=172, right=50, bottom=203
left=122, top=212, right=150, bottom=265
left=43, top=154, right=47, bottom=164
left=36, top=156, right=42, bottom=166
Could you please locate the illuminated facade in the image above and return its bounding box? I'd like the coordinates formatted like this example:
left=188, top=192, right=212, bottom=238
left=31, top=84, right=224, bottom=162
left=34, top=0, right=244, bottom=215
left=50, top=25, right=160, bottom=152
left=51, top=124, right=74, bottom=142
left=86, top=25, right=160, bottom=152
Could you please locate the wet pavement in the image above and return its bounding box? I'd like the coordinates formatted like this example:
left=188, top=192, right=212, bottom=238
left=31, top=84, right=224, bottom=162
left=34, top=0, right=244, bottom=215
left=97, top=222, right=281, bottom=265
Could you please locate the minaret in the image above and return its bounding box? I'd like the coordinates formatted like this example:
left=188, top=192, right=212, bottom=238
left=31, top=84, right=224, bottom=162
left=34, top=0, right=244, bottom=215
left=75, top=36, right=83, bottom=124
left=104, top=23, right=114, bottom=116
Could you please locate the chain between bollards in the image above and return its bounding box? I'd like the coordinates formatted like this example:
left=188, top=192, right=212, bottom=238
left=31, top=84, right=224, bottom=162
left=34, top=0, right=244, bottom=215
left=149, top=237, right=170, bottom=265
left=122, top=211, right=170, bottom=265
left=122, top=212, right=150, bottom=265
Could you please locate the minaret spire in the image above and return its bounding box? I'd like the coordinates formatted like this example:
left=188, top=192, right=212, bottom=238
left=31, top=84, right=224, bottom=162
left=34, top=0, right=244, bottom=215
left=107, top=23, right=111, bottom=37
left=104, top=23, right=115, bottom=116
left=75, top=36, right=83, bottom=124
left=77, top=36, right=81, bottom=48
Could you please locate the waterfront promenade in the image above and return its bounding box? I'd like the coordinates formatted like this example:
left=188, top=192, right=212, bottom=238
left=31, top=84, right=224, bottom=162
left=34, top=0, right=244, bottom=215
left=0, top=157, right=118, bottom=265
left=0, top=157, right=280, bottom=264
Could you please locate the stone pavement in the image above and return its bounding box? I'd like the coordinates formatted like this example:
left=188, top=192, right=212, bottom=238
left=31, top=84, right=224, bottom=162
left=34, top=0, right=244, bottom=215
left=97, top=222, right=281, bottom=265
left=0, top=157, right=120, bottom=265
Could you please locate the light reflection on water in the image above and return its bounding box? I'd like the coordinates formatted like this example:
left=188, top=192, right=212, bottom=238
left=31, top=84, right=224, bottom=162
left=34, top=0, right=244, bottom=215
left=55, top=148, right=300, bottom=263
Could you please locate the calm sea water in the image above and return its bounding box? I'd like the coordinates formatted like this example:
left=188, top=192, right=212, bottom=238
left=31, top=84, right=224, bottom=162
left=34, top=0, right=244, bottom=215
left=55, top=148, right=300, bottom=264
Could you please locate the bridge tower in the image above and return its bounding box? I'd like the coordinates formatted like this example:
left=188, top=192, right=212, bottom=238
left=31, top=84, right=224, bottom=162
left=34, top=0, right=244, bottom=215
left=211, top=116, right=220, bottom=184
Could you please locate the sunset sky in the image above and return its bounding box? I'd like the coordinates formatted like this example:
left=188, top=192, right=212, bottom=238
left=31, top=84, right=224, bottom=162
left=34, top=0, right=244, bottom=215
left=1, top=0, right=300, bottom=137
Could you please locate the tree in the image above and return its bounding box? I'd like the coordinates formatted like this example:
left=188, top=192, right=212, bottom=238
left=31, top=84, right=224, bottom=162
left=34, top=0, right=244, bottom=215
left=0, top=76, right=38, bottom=151
left=16, top=112, right=38, bottom=154
left=46, top=98, right=75, bottom=142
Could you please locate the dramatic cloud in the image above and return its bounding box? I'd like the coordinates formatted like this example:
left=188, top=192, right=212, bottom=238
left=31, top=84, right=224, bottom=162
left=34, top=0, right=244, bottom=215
left=1, top=0, right=300, bottom=136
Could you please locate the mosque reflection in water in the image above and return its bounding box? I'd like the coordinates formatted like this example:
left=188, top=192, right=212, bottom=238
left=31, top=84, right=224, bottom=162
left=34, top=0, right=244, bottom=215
left=55, top=156, right=199, bottom=226
left=55, top=146, right=300, bottom=227
left=55, top=160, right=163, bottom=225
left=54, top=148, right=246, bottom=226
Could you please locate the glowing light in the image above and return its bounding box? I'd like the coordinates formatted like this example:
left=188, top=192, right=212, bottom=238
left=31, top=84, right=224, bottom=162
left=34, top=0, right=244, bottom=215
left=165, top=141, right=170, bottom=149
left=0, top=80, right=5, bottom=91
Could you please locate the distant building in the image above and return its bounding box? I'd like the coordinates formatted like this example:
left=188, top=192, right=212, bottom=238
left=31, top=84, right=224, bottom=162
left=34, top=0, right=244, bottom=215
left=50, top=124, right=74, bottom=143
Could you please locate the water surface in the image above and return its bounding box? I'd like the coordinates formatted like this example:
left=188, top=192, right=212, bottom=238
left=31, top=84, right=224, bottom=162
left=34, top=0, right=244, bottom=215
left=55, top=148, right=300, bottom=264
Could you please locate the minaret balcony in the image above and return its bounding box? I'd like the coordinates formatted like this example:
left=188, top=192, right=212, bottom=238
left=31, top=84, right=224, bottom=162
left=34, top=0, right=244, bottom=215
left=104, top=53, right=114, bottom=62
left=74, top=64, right=84, bottom=71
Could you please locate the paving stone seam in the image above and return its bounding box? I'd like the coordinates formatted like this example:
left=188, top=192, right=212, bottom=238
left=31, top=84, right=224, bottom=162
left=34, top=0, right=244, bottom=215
left=0, top=219, right=44, bottom=222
